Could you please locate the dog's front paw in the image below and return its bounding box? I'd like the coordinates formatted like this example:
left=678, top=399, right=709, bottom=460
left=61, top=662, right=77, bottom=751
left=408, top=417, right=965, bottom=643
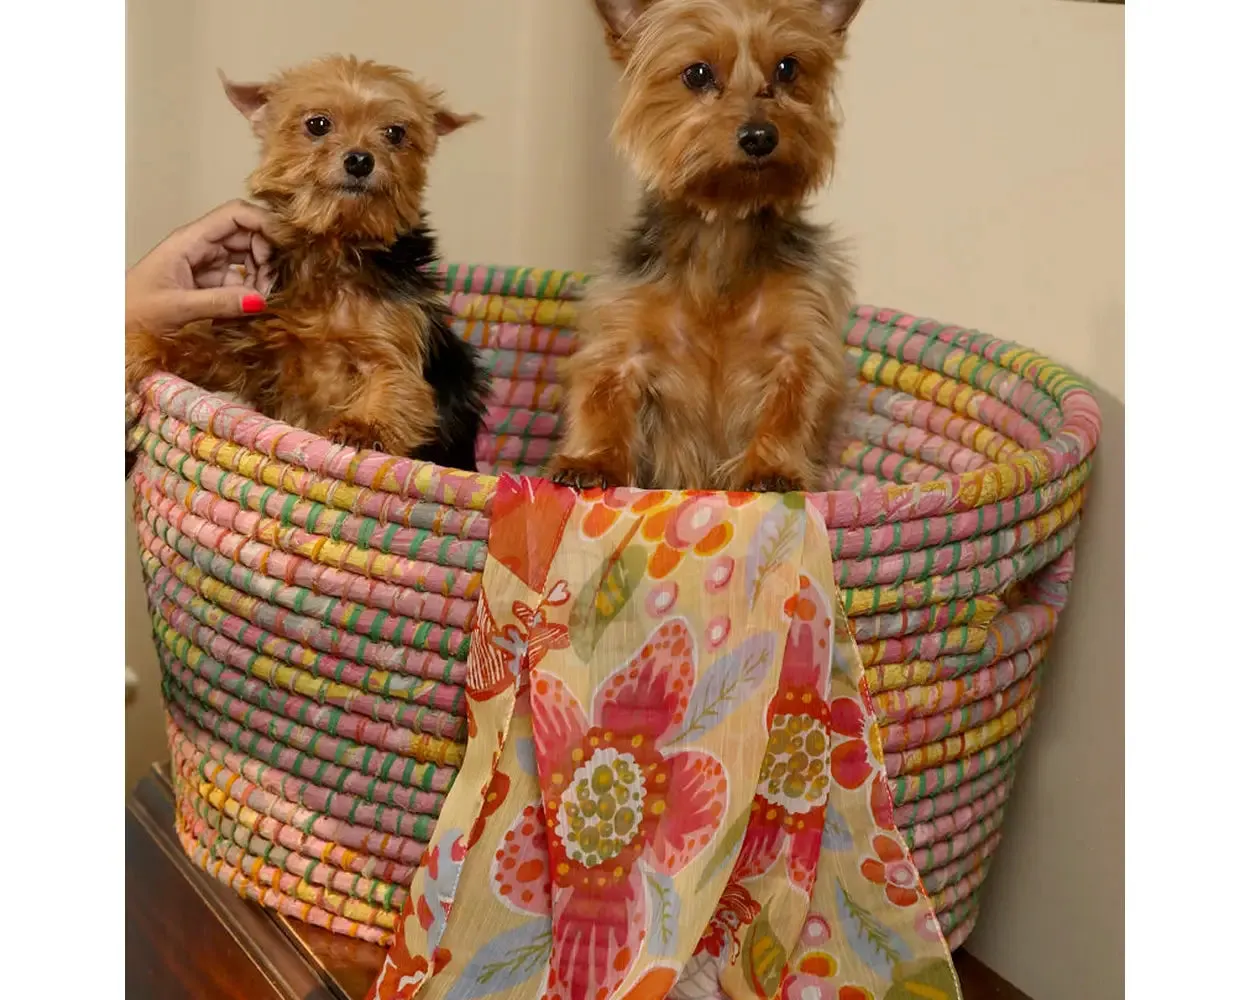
left=735, top=453, right=809, bottom=494
left=324, top=418, right=390, bottom=454
left=742, top=475, right=805, bottom=494
left=547, top=456, right=619, bottom=490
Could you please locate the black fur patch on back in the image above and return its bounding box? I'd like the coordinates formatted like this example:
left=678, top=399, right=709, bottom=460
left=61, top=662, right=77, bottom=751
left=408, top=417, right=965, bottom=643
left=414, top=314, right=492, bottom=472
left=363, top=226, right=445, bottom=300
left=363, top=222, right=490, bottom=473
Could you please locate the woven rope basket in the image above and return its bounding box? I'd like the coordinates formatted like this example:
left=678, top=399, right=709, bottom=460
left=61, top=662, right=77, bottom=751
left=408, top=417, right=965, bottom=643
left=128, top=263, right=1101, bottom=952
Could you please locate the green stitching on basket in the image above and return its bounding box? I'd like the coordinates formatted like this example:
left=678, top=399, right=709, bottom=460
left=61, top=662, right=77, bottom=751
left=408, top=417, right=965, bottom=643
left=387, top=617, right=407, bottom=646
left=380, top=521, right=401, bottom=554
left=873, top=447, right=889, bottom=480
left=369, top=611, right=386, bottom=643
left=404, top=527, right=431, bottom=559
left=917, top=325, right=946, bottom=370
left=258, top=485, right=277, bottom=518
left=343, top=603, right=364, bottom=639
left=280, top=492, right=299, bottom=525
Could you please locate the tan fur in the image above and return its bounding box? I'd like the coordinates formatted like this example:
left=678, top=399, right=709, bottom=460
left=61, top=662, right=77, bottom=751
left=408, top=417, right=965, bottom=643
left=551, top=0, right=863, bottom=491
left=125, top=55, right=476, bottom=454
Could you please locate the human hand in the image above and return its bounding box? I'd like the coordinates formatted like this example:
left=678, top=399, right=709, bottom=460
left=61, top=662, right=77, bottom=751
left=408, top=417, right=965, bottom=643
left=125, top=199, right=280, bottom=336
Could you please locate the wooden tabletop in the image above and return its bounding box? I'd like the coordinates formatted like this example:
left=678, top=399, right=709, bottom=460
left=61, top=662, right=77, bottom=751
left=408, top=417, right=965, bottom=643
left=126, top=766, right=1030, bottom=1000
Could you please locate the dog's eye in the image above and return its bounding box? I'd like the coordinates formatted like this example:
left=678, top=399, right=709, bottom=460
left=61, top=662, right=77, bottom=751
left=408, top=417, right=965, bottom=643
left=383, top=125, right=407, bottom=146
left=774, top=56, right=800, bottom=84
left=304, top=115, right=332, bottom=137
left=681, top=62, right=716, bottom=92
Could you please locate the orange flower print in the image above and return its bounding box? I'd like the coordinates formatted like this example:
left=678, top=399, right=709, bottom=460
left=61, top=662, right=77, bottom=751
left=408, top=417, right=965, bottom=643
left=860, top=834, right=922, bottom=908
left=577, top=489, right=747, bottom=580
left=828, top=696, right=877, bottom=791
left=370, top=951, right=429, bottom=1000
left=367, top=890, right=428, bottom=1000
left=491, top=476, right=577, bottom=592
left=779, top=951, right=843, bottom=1000
left=869, top=773, right=895, bottom=830
left=529, top=618, right=728, bottom=1000
left=621, top=966, right=678, bottom=1000
left=466, top=766, right=511, bottom=851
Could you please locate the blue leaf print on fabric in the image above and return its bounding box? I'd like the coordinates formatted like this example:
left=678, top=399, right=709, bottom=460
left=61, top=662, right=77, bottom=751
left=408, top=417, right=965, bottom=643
left=424, top=827, right=466, bottom=949
left=822, top=804, right=853, bottom=853
left=645, top=870, right=682, bottom=958
left=744, top=496, right=805, bottom=609
left=834, top=879, right=912, bottom=979
left=669, top=633, right=775, bottom=743
left=445, top=916, right=553, bottom=1000
left=514, top=736, right=537, bottom=776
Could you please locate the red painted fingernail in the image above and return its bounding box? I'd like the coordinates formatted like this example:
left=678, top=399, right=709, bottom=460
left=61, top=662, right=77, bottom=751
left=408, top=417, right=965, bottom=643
left=241, top=293, right=265, bottom=314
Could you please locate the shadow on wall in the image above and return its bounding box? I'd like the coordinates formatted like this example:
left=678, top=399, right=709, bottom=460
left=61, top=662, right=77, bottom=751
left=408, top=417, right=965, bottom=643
left=968, top=383, right=1125, bottom=1000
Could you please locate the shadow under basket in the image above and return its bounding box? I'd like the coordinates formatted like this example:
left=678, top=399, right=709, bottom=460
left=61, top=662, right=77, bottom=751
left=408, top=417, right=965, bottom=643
left=128, top=263, right=1101, bottom=953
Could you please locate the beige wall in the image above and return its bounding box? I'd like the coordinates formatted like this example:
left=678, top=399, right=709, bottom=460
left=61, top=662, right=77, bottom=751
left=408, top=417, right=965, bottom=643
left=819, top=6, right=1124, bottom=998
left=126, top=1, right=1122, bottom=997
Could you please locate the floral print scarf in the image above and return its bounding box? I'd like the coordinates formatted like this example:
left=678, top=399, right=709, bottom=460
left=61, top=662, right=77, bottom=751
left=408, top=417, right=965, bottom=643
left=368, top=478, right=961, bottom=1000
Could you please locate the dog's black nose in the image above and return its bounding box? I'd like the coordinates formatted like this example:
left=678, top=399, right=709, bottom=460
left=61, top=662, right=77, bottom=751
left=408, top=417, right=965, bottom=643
left=343, top=150, right=375, bottom=178
left=737, top=123, right=779, bottom=158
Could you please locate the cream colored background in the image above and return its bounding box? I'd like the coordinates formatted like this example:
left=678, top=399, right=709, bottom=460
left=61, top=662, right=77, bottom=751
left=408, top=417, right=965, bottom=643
left=125, top=1, right=1123, bottom=996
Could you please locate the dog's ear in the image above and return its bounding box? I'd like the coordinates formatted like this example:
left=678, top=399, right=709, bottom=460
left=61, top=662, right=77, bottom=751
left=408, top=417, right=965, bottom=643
left=433, top=107, right=482, bottom=138
left=219, top=71, right=270, bottom=133
left=817, top=0, right=866, bottom=34
left=592, top=0, right=650, bottom=62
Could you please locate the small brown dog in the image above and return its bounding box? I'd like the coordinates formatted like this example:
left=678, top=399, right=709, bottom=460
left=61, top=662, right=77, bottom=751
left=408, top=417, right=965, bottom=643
left=125, top=55, right=489, bottom=468
left=549, top=0, right=863, bottom=492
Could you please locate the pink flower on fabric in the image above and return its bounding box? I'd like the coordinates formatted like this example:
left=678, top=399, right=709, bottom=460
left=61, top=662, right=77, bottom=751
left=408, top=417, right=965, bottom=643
left=801, top=914, right=832, bottom=947
left=664, top=495, right=731, bottom=550
left=705, top=555, right=735, bottom=593
left=915, top=909, right=944, bottom=942
left=491, top=802, right=552, bottom=915
left=706, top=615, right=731, bottom=649
left=529, top=618, right=728, bottom=1000
left=735, top=575, right=836, bottom=893
left=645, top=581, right=678, bottom=617
left=783, top=972, right=837, bottom=1000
